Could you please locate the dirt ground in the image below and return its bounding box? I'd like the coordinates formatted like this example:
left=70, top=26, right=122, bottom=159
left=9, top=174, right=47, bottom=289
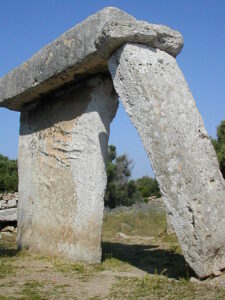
left=0, top=210, right=224, bottom=299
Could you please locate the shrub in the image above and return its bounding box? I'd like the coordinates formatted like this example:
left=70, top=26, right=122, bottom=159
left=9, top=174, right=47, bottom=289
left=0, top=154, right=18, bottom=192
left=211, top=120, right=225, bottom=179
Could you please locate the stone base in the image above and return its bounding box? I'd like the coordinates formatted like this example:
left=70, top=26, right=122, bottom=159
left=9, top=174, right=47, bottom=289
left=17, top=76, right=118, bottom=262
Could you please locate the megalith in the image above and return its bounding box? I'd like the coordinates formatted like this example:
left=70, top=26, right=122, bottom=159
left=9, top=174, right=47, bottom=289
left=108, top=43, right=225, bottom=277
left=18, top=76, right=118, bottom=262
left=0, top=7, right=224, bottom=278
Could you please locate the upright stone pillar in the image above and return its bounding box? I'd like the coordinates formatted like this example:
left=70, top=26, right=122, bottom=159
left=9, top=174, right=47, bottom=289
left=109, top=43, right=225, bottom=278
left=18, top=76, right=118, bottom=262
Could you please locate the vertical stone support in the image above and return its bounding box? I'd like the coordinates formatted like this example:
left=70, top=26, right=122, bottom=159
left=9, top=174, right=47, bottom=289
left=109, top=43, right=225, bottom=278
left=18, top=76, right=118, bottom=262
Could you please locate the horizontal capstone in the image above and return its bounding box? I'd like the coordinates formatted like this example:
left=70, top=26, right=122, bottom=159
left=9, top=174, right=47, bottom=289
left=0, top=7, right=183, bottom=111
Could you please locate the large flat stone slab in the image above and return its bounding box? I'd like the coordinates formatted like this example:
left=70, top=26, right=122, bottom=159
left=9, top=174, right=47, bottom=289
left=108, top=43, right=225, bottom=278
left=95, top=20, right=183, bottom=59
left=0, top=7, right=183, bottom=111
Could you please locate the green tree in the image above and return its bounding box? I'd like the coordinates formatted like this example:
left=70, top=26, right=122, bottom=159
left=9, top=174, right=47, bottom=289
left=104, top=145, right=140, bottom=208
left=211, top=120, right=225, bottom=179
left=136, top=176, right=161, bottom=201
left=0, top=154, right=18, bottom=192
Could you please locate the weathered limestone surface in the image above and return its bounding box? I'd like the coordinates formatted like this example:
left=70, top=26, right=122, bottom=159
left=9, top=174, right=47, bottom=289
left=18, top=76, right=118, bottom=262
left=0, top=193, right=18, bottom=223
left=0, top=7, right=183, bottom=111
left=0, top=208, right=17, bottom=222
left=95, top=20, right=183, bottom=59
left=108, top=43, right=225, bottom=278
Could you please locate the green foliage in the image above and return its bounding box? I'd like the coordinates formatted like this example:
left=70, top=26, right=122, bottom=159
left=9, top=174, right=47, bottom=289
left=104, top=145, right=141, bottom=208
left=0, top=154, right=18, bottom=192
left=136, top=176, right=161, bottom=200
left=104, top=145, right=161, bottom=208
left=211, top=120, right=225, bottom=179
left=107, top=144, right=117, bottom=162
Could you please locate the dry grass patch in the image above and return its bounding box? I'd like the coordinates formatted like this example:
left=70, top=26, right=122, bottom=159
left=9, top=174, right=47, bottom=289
left=0, top=233, right=18, bottom=281
left=110, top=275, right=225, bottom=299
left=103, top=210, right=166, bottom=240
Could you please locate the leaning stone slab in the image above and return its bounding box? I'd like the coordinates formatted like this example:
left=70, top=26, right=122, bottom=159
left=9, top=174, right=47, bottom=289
left=0, top=208, right=17, bottom=222
left=108, top=43, right=225, bottom=278
left=18, top=76, right=118, bottom=262
left=0, top=7, right=183, bottom=111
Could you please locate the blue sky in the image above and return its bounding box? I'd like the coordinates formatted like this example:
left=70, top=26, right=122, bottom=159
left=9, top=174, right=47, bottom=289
left=0, top=0, right=224, bottom=178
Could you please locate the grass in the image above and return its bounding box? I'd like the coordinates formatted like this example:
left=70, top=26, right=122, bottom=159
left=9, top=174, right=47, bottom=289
left=103, top=209, right=192, bottom=279
left=161, top=233, right=182, bottom=254
left=54, top=260, right=87, bottom=275
left=53, top=254, right=128, bottom=277
left=20, top=280, right=70, bottom=300
left=110, top=275, right=225, bottom=299
left=0, top=234, right=17, bottom=280
left=21, top=281, right=44, bottom=300
left=102, top=210, right=166, bottom=239
left=0, top=208, right=224, bottom=299
left=0, top=259, right=14, bottom=281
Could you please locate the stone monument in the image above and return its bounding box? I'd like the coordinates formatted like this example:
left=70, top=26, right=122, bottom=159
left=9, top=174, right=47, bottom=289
left=0, top=7, right=224, bottom=278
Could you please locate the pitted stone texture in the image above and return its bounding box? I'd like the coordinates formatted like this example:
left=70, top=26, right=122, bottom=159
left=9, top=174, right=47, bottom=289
left=109, top=43, right=225, bottom=278
left=18, top=76, right=118, bottom=262
left=95, top=20, right=183, bottom=59
left=0, top=7, right=182, bottom=111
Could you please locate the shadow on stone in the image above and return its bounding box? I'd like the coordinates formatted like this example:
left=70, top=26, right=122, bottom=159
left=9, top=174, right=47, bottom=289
left=102, top=241, right=195, bottom=280
left=20, top=74, right=116, bottom=135
left=19, top=83, right=91, bottom=135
